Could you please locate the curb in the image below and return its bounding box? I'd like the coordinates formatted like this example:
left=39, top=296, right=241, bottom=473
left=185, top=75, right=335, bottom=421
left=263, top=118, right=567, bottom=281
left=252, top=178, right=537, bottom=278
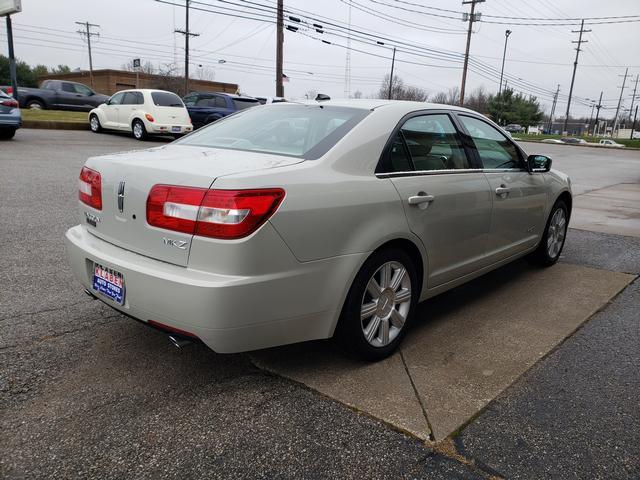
left=22, top=120, right=89, bottom=131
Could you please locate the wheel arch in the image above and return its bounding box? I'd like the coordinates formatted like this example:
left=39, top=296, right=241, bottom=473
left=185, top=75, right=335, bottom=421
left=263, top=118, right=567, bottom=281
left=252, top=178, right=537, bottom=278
left=556, top=190, right=572, bottom=219
left=25, top=96, right=46, bottom=108
left=329, top=235, right=427, bottom=337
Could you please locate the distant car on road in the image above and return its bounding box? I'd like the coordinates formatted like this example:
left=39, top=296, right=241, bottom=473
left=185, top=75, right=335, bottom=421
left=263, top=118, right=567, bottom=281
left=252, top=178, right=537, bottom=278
left=598, top=139, right=625, bottom=148
left=541, top=138, right=564, bottom=144
left=504, top=124, right=524, bottom=133
left=183, top=92, right=260, bottom=129
left=560, top=137, right=587, bottom=145
left=89, top=89, right=192, bottom=140
left=0, top=89, right=21, bottom=139
left=2, top=80, right=109, bottom=111
left=67, top=100, right=572, bottom=361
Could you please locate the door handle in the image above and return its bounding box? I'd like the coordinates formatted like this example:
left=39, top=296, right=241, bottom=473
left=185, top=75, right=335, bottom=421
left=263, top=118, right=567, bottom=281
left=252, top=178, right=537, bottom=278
left=495, top=186, right=511, bottom=197
left=408, top=194, right=435, bottom=205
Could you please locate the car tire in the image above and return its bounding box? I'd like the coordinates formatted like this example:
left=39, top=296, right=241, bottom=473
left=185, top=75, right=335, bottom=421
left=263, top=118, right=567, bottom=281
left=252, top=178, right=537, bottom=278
left=0, top=128, right=16, bottom=140
left=26, top=99, right=44, bottom=110
left=132, top=119, right=147, bottom=141
left=89, top=114, right=102, bottom=133
left=336, top=248, right=419, bottom=361
left=528, top=200, right=569, bottom=267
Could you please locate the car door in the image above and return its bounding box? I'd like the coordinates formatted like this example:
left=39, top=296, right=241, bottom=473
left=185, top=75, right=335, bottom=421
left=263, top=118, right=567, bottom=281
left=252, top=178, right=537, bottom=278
left=381, top=112, right=493, bottom=288
left=118, top=92, right=140, bottom=129
left=456, top=114, right=548, bottom=262
left=71, top=83, right=96, bottom=110
left=103, top=92, right=125, bottom=128
left=57, top=82, right=82, bottom=109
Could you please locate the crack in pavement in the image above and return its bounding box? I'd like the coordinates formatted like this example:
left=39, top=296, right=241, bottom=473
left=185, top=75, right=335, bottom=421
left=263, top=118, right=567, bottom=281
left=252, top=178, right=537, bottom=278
left=399, top=348, right=436, bottom=443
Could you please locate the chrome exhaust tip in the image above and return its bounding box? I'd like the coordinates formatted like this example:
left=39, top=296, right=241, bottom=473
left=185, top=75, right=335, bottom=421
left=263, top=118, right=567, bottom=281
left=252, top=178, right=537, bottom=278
left=168, top=335, right=193, bottom=349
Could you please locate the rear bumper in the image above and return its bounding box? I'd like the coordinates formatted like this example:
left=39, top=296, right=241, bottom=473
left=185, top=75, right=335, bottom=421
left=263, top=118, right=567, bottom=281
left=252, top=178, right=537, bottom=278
left=145, top=121, right=192, bottom=135
left=65, top=225, right=364, bottom=353
left=0, top=111, right=21, bottom=128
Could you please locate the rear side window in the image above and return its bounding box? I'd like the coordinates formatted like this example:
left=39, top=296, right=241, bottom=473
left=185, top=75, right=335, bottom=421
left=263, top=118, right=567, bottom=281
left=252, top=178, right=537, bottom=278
left=195, top=97, right=217, bottom=107
left=122, top=92, right=144, bottom=105
left=382, top=113, right=470, bottom=173
left=232, top=98, right=259, bottom=110
left=151, top=91, right=184, bottom=107
left=214, top=96, right=226, bottom=108
left=178, top=105, right=369, bottom=159
left=458, top=115, right=522, bottom=169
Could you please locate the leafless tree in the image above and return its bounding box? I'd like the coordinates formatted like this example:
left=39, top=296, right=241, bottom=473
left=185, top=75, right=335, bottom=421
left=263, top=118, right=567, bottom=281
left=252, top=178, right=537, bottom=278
left=431, top=87, right=460, bottom=105
left=352, top=90, right=363, bottom=99
left=463, top=86, right=490, bottom=113
left=377, top=74, right=428, bottom=101
left=121, top=60, right=155, bottom=74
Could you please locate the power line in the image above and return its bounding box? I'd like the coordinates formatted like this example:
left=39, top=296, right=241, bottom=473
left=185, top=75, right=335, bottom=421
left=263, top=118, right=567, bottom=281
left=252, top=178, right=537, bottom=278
left=171, top=0, right=200, bottom=94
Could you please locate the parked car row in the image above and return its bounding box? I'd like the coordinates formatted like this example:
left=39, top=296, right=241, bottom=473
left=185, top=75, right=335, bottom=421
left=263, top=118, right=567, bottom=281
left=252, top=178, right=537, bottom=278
left=1, top=80, right=109, bottom=111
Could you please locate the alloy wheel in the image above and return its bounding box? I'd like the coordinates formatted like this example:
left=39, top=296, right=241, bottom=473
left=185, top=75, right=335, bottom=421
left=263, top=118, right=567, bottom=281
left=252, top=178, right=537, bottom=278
left=360, top=261, right=412, bottom=348
left=546, top=207, right=567, bottom=259
left=133, top=122, right=143, bottom=139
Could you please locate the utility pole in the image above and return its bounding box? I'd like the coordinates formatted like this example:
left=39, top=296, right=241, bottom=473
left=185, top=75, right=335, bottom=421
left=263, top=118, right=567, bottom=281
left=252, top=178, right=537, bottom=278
left=563, top=19, right=590, bottom=134
left=275, top=0, right=284, bottom=97
left=612, top=68, right=631, bottom=136
left=76, top=21, right=100, bottom=89
left=498, top=29, right=512, bottom=96
left=592, top=90, right=603, bottom=136
left=460, top=0, right=484, bottom=106
left=175, top=0, right=199, bottom=95
left=388, top=47, right=396, bottom=100
left=628, top=73, right=639, bottom=122
left=631, top=105, right=638, bottom=140
left=547, top=84, right=560, bottom=133
left=344, top=0, right=352, bottom=98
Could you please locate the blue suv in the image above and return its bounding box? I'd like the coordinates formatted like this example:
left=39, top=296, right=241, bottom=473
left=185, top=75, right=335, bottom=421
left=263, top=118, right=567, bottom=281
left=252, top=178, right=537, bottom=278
left=183, top=92, right=260, bottom=129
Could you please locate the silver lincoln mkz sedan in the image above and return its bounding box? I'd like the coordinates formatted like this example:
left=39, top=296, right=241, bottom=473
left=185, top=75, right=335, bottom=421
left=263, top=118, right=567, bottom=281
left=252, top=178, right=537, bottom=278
left=66, top=100, right=571, bottom=360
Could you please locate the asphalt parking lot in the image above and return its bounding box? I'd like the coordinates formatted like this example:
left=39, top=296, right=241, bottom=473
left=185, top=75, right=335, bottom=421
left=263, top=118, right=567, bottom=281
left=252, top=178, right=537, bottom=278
left=1, top=130, right=639, bottom=479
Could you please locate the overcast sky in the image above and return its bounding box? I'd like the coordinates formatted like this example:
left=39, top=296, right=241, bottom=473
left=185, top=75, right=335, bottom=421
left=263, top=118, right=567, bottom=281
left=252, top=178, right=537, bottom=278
left=2, top=0, right=639, bottom=118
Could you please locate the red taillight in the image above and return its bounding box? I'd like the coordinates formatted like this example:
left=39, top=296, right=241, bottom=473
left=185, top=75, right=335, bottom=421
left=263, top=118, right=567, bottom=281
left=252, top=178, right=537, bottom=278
left=145, top=113, right=155, bottom=122
left=79, top=166, right=102, bottom=210
left=146, top=185, right=285, bottom=239
left=1, top=99, right=18, bottom=108
left=6, top=87, right=13, bottom=94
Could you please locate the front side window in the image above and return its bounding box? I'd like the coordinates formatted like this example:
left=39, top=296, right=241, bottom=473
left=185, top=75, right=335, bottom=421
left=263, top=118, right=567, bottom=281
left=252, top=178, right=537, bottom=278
left=458, top=115, right=522, bottom=169
left=178, top=105, right=369, bottom=159
left=183, top=94, right=197, bottom=106
left=73, top=84, right=93, bottom=96
left=151, top=91, right=184, bottom=107
left=214, top=96, right=227, bottom=108
left=108, top=92, right=125, bottom=106
left=61, top=83, right=75, bottom=93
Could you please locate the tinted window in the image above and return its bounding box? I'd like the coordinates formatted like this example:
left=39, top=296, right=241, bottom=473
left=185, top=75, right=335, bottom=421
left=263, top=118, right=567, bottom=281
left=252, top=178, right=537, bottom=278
left=61, top=83, right=75, bottom=93
left=195, top=97, right=217, bottom=107
left=183, top=94, right=197, bottom=106
left=389, top=135, right=412, bottom=172
left=400, top=114, right=470, bottom=171
left=178, top=105, right=369, bottom=159
left=459, top=115, right=522, bottom=169
left=151, top=91, right=184, bottom=107
left=232, top=98, right=260, bottom=110
left=214, top=96, right=227, bottom=108
left=73, top=84, right=93, bottom=96
left=108, top=92, right=125, bottom=105
left=122, top=92, right=143, bottom=105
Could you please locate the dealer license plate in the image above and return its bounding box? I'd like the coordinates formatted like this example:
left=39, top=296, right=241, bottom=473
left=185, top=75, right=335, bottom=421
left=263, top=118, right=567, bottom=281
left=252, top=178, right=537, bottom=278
left=92, top=263, right=125, bottom=305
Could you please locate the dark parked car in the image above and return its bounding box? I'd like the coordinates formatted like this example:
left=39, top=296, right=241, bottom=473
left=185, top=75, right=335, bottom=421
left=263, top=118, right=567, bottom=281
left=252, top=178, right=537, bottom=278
left=560, top=137, right=587, bottom=145
left=183, top=92, right=260, bottom=128
left=504, top=124, right=524, bottom=133
left=1, top=80, right=109, bottom=111
left=0, top=89, right=21, bottom=140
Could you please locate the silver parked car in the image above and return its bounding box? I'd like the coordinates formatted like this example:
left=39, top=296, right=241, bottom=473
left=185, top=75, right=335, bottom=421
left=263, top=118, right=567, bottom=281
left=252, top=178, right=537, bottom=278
left=66, top=100, right=572, bottom=360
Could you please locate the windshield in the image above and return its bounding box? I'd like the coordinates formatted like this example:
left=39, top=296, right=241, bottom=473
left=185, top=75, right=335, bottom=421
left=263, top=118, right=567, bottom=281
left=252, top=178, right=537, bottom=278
left=232, top=98, right=259, bottom=110
left=151, top=91, right=184, bottom=107
left=177, top=104, right=369, bottom=159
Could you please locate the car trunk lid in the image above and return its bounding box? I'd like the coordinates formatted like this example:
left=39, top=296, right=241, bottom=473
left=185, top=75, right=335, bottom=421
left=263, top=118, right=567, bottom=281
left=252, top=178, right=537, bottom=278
left=81, top=144, right=301, bottom=266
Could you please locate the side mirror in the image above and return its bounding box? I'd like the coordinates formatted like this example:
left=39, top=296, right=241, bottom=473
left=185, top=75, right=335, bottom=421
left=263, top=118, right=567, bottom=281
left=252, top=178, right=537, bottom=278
left=527, top=154, right=552, bottom=173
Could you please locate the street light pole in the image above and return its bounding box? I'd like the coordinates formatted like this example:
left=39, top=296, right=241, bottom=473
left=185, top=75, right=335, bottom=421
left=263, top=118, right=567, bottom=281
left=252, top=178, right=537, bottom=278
left=498, top=29, right=512, bottom=96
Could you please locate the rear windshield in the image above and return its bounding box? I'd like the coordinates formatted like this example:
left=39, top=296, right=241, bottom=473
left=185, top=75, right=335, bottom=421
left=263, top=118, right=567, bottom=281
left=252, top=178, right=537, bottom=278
left=232, top=98, right=259, bottom=110
left=151, top=91, right=184, bottom=107
left=177, top=104, right=369, bottom=159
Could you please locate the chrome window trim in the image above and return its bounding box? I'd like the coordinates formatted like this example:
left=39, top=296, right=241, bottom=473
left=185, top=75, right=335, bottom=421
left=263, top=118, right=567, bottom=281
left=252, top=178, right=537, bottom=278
left=481, top=168, right=527, bottom=173
left=375, top=168, right=483, bottom=179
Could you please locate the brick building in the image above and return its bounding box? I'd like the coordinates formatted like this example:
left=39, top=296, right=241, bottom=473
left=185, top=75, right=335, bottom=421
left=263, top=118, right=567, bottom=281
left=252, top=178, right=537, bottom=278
left=40, top=69, right=238, bottom=96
